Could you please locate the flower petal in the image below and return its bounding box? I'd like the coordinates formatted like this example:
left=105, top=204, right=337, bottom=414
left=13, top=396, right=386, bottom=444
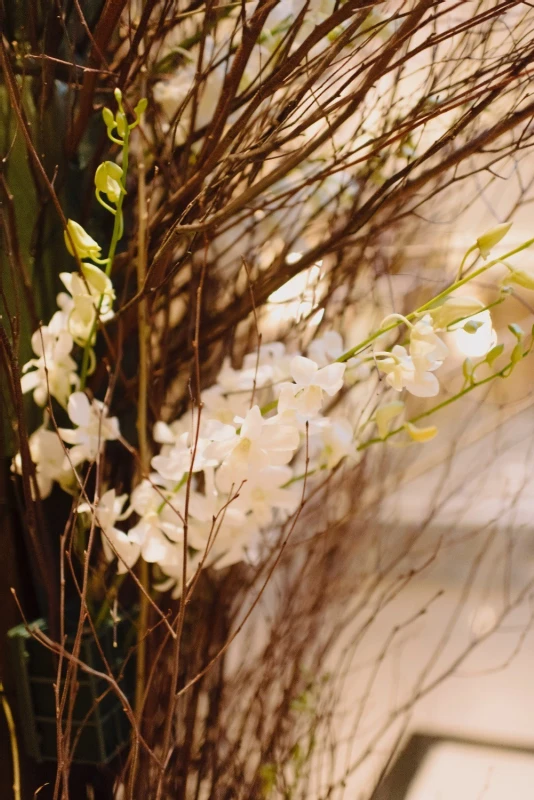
left=68, top=392, right=91, bottom=427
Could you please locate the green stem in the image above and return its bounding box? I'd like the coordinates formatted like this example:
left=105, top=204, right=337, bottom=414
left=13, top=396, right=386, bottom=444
left=337, top=237, right=534, bottom=364
left=94, top=574, right=126, bottom=630
left=157, top=474, right=189, bottom=514
left=79, top=124, right=130, bottom=389
left=358, top=353, right=524, bottom=451
left=455, top=243, right=477, bottom=281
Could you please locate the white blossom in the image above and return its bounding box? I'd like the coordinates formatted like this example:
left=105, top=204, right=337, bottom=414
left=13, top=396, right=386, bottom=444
left=58, top=392, right=120, bottom=466
left=277, top=356, right=345, bottom=417
left=206, top=507, right=259, bottom=570
left=229, top=465, right=300, bottom=527
left=409, top=314, right=448, bottom=372
left=152, top=419, right=235, bottom=482
left=201, top=385, right=248, bottom=425
left=12, top=427, right=74, bottom=499
left=241, top=341, right=293, bottom=383
left=307, top=331, right=344, bottom=367
left=212, top=405, right=300, bottom=491
left=21, top=325, right=78, bottom=407
left=375, top=345, right=439, bottom=397
left=78, top=490, right=140, bottom=574
left=59, top=264, right=115, bottom=345
left=64, top=219, right=101, bottom=261
left=312, top=417, right=356, bottom=469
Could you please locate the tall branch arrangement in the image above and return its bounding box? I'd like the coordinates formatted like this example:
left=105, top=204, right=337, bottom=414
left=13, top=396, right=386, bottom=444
left=2, top=1, right=534, bottom=797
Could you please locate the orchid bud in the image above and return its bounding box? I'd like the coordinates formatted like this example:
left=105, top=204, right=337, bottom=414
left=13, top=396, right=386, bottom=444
left=511, top=343, right=523, bottom=365
left=135, top=97, right=148, bottom=117
left=428, top=295, right=485, bottom=329
left=64, top=220, right=101, bottom=261
left=463, top=320, right=484, bottom=334
left=462, top=358, right=474, bottom=382
left=102, top=107, right=115, bottom=130
left=476, top=222, right=512, bottom=259
left=404, top=422, right=438, bottom=443
left=375, top=401, right=404, bottom=440
left=508, top=323, right=524, bottom=340
left=485, top=344, right=504, bottom=366
left=95, top=161, right=124, bottom=204
left=503, top=266, right=534, bottom=291
left=115, top=112, right=127, bottom=138
left=114, top=87, right=123, bottom=103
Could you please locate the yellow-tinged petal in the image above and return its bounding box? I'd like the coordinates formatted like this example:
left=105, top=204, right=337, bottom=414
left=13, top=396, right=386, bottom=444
left=428, top=296, right=484, bottom=329
left=404, top=421, right=438, bottom=443
left=64, top=220, right=101, bottom=260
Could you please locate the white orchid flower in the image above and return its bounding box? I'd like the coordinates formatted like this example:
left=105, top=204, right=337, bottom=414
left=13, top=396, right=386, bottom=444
left=152, top=421, right=235, bottom=482
left=228, top=465, right=299, bottom=527
left=277, top=356, right=346, bottom=418
left=64, top=219, right=102, bottom=261
left=375, top=345, right=439, bottom=397
left=206, top=507, right=259, bottom=571
left=21, top=325, right=78, bottom=407
left=409, top=314, right=448, bottom=372
left=241, top=341, right=291, bottom=383
left=59, top=265, right=115, bottom=346
left=201, top=385, right=249, bottom=426
left=95, top=161, right=124, bottom=204
left=78, top=490, right=139, bottom=574
left=58, top=392, right=120, bottom=466
left=312, top=417, right=356, bottom=469
left=213, top=405, right=299, bottom=491
left=307, top=331, right=344, bottom=367
left=12, top=427, right=74, bottom=499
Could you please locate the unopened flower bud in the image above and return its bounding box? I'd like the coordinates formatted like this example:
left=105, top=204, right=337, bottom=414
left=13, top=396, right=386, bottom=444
left=116, top=112, right=127, bottom=138
left=463, top=320, right=484, bottom=334
left=427, top=295, right=484, bottom=329
left=64, top=220, right=101, bottom=261
left=405, top=421, right=438, bottom=443
left=375, top=401, right=404, bottom=440
left=95, top=161, right=124, bottom=204
left=503, top=266, right=534, bottom=291
left=102, top=107, right=115, bottom=129
left=135, top=97, right=148, bottom=116
left=476, top=222, right=512, bottom=259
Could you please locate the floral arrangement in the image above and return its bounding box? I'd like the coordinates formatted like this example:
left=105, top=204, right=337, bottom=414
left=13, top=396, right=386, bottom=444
left=2, top=2, right=534, bottom=798
left=16, top=97, right=534, bottom=602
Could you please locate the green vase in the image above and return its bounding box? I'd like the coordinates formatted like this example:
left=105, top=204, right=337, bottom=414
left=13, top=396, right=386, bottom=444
left=7, top=615, right=135, bottom=764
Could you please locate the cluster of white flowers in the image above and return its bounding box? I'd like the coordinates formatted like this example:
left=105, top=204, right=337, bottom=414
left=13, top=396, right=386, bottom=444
left=373, top=292, right=492, bottom=398
left=374, top=313, right=450, bottom=398
left=86, top=337, right=355, bottom=596
left=13, top=91, right=521, bottom=602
